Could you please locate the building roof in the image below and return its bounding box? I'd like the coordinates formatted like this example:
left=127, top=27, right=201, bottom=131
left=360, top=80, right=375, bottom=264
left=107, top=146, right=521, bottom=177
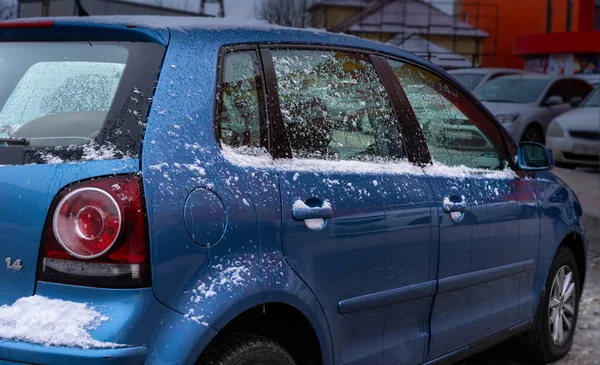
left=309, top=0, right=372, bottom=10
left=387, top=33, right=473, bottom=68
left=331, top=0, right=487, bottom=38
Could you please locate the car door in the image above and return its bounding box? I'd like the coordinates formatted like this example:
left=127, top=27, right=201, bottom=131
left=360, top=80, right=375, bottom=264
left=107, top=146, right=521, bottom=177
left=264, top=47, right=434, bottom=365
left=384, top=60, right=539, bottom=360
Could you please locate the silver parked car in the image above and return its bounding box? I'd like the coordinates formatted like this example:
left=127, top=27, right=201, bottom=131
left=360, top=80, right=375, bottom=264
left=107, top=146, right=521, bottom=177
left=448, top=68, right=526, bottom=91
left=474, top=74, right=594, bottom=144
left=546, top=86, right=600, bottom=168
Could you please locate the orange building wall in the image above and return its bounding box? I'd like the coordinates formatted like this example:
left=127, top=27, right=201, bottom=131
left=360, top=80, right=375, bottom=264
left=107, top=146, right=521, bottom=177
left=459, top=0, right=587, bottom=69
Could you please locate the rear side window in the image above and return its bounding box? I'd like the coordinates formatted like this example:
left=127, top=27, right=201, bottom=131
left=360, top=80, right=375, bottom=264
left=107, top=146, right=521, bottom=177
left=569, top=79, right=594, bottom=101
left=216, top=50, right=267, bottom=153
left=544, top=79, right=571, bottom=104
left=0, top=42, right=165, bottom=165
left=270, top=49, right=405, bottom=162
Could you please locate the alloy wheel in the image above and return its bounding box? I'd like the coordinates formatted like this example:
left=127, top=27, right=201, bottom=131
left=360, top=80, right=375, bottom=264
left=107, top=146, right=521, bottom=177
left=548, top=265, right=577, bottom=346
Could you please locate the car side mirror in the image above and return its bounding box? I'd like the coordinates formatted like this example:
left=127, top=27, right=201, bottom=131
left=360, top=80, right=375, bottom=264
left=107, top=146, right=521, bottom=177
left=518, top=142, right=553, bottom=171
left=570, top=96, right=583, bottom=107
left=544, top=95, right=564, bottom=107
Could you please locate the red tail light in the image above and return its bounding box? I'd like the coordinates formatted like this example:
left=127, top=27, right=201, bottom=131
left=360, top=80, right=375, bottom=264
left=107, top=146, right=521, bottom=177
left=38, top=175, right=150, bottom=288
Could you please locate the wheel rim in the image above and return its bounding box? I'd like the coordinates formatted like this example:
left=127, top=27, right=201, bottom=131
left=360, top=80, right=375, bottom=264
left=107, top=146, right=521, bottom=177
left=548, top=265, right=577, bottom=346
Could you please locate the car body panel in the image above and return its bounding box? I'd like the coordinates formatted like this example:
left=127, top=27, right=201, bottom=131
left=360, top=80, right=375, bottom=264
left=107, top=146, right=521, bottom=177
left=425, top=173, right=538, bottom=359
left=546, top=107, right=600, bottom=166
left=379, top=173, right=437, bottom=365
left=530, top=172, right=587, bottom=310
left=0, top=16, right=589, bottom=365
left=0, top=159, right=138, bottom=306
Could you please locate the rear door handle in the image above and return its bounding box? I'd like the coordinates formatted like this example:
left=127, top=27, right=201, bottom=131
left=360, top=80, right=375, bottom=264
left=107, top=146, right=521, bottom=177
left=293, top=203, right=333, bottom=221
left=443, top=195, right=468, bottom=214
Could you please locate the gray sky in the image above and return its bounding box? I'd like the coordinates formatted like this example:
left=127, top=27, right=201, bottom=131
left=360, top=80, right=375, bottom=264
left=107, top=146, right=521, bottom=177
left=130, top=0, right=452, bottom=19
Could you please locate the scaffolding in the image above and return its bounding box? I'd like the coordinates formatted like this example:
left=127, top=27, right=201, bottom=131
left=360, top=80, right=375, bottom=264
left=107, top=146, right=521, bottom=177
left=311, top=0, right=499, bottom=69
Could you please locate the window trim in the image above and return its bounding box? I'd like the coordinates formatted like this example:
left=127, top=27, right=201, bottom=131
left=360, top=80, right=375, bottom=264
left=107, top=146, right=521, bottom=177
left=213, top=45, right=270, bottom=155
left=370, top=55, right=431, bottom=164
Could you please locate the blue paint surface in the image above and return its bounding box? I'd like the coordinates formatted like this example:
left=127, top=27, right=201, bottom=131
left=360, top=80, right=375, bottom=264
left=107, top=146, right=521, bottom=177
left=0, top=17, right=587, bottom=365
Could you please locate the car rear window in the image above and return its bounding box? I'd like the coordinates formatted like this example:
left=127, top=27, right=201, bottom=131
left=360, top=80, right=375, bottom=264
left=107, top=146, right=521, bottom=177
left=0, top=42, right=165, bottom=165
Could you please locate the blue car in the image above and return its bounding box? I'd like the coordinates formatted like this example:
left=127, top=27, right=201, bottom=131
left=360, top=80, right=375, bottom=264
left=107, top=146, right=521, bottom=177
left=0, top=16, right=587, bottom=365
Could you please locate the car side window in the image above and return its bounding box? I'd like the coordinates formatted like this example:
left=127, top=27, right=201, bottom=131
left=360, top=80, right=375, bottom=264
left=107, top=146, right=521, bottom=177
left=386, top=59, right=504, bottom=170
left=216, top=51, right=267, bottom=152
left=270, top=49, right=405, bottom=162
left=543, top=80, right=571, bottom=105
left=569, top=79, right=593, bottom=100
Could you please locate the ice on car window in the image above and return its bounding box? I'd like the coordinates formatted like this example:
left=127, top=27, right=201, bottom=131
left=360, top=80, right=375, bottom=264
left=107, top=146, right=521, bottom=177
left=0, top=62, right=125, bottom=138
left=271, top=50, right=405, bottom=162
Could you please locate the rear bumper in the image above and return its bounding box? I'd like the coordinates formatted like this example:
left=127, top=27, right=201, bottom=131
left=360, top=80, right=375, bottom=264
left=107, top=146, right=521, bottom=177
left=0, top=281, right=219, bottom=365
left=0, top=342, right=147, bottom=365
left=0, top=281, right=217, bottom=365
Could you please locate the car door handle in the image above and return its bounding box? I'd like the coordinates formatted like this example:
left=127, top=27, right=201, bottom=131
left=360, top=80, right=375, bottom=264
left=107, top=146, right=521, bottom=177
left=292, top=205, right=333, bottom=221
left=442, top=195, right=468, bottom=214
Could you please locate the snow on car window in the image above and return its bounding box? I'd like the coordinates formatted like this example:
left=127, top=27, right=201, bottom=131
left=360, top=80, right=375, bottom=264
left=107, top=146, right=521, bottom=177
left=0, top=42, right=164, bottom=165
left=0, top=62, right=125, bottom=133
left=217, top=51, right=266, bottom=152
left=271, top=50, right=405, bottom=162
left=387, top=59, right=503, bottom=171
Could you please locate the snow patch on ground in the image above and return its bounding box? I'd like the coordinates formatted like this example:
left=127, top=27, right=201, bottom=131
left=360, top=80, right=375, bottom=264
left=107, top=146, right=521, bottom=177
left=0, top=296, right=121, bottom=349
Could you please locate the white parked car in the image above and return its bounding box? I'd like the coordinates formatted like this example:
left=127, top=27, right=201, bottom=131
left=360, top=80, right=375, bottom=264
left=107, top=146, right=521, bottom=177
left=448, top=68, right=526, bottom=91
left=475, top=74, right=594, bottom=144
left=546, top=86, right=600, bottom=168
left=577, top=74, right=600, bottom=87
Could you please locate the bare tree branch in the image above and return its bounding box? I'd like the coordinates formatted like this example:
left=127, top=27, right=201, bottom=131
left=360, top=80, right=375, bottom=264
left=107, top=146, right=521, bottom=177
left=256, top=0, right=312, bottom=28
left=0, top=0, right=17, bottom=20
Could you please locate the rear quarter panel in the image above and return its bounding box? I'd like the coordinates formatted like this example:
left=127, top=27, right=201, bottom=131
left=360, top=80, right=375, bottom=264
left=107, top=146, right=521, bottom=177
left=141, top=28, right=396, bottom=364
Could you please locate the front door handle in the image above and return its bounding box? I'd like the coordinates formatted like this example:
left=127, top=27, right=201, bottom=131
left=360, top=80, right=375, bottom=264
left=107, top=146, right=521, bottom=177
left=292, top=201, right=333, bottom=221
left=443, top=195, right=468, bottom=214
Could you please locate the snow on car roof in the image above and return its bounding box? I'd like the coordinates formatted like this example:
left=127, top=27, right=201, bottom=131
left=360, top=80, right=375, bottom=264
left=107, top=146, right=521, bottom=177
left=47, top=15, right=306, bottom=32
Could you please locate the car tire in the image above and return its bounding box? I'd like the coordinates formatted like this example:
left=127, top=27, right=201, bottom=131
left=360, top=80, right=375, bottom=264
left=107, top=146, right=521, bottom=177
left=197, top=333, right=296, bottom=365
left=523, top=247, right=581, bottom=363
left=521, top=124, right=545, bottom=145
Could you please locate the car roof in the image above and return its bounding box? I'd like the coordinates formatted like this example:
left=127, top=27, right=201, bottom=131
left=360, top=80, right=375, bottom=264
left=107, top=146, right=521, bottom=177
left=4, top=16, right=437, bottom=69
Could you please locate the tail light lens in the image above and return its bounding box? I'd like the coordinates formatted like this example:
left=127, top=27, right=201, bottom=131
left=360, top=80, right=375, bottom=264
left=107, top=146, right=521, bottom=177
left=38, top=175, right=150, bottom=288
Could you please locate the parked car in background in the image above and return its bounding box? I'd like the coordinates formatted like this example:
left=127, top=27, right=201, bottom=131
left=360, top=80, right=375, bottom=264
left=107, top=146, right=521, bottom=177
left=577, top=74, right=600, bottom=87
left=448, top=67, right=526, bottom=91
left=546, top=86, right=600, bottom=168
left=475, top=74, right=594, bottom=144
left=0, top=16, right=588, bottom=365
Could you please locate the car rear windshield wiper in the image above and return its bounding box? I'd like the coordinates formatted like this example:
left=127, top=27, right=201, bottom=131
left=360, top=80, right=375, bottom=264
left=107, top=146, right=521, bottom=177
left=0, top=137, right=29, bottom=146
